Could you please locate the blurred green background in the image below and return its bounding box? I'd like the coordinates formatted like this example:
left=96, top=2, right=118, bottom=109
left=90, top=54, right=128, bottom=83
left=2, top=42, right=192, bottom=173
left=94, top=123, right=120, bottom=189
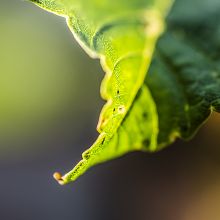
left=0, top=0, right=220, bottom=220
left=0, top=0, right=103, bottom=154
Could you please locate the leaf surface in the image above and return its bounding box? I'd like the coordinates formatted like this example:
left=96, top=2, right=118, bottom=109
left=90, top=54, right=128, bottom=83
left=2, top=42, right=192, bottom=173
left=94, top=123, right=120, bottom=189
left=30, top=0, right=173, bottom=184
left=147, top=0, right=220, bottom=149
left=29, top=0, right=220, bottom=185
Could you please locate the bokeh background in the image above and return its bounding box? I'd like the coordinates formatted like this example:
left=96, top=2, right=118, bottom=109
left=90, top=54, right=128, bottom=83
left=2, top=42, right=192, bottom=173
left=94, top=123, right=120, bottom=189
left=0, top=0, right=220, bottom=219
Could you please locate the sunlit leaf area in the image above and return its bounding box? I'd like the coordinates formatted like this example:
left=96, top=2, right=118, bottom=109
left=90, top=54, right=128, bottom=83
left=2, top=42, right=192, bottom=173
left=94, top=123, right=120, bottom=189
left=0, top=0, right=220, bottom=220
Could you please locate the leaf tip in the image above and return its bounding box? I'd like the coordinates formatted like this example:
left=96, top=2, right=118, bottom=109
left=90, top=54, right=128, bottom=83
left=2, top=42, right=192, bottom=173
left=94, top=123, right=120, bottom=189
left=53, top=172, right=65, bottom=185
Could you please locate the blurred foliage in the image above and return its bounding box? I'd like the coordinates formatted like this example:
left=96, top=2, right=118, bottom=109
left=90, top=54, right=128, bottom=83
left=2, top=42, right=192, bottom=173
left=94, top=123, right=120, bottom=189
left=0, top=0, right=102, bottom=146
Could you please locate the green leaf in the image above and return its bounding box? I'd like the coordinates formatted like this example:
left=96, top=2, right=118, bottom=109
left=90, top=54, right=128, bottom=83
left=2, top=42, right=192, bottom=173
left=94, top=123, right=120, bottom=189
left=31, top=0, right=220, bottom=185
left=146, top=0, right=220, bottom=149
left=30, top=0, right=173, bottom=184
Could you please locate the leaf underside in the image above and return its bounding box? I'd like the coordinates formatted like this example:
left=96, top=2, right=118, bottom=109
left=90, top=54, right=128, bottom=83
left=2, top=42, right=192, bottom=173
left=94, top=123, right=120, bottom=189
left=147, top=0, right=220, bottom=148
left=29, top=0, right=220, bottom=185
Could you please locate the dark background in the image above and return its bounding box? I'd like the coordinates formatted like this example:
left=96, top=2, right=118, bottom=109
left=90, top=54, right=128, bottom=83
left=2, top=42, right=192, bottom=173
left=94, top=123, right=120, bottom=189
left=0, top=0, right=220, bottom=219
